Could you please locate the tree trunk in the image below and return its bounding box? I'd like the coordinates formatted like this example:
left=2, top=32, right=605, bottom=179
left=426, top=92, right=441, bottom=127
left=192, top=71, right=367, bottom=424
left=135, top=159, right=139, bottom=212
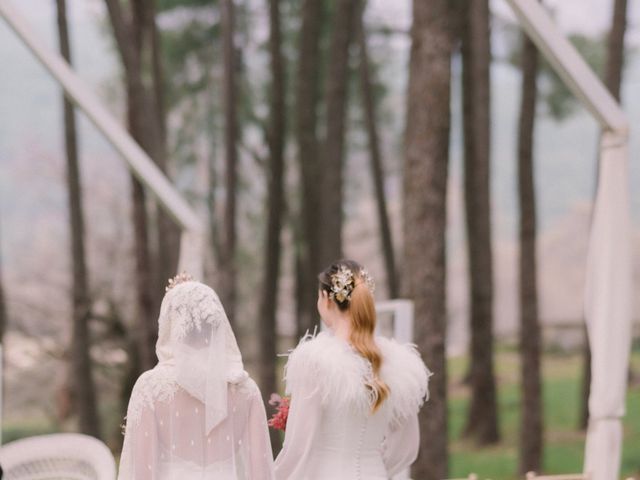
left=0, top=238, right=5, bottom=432
left=104, top=0, right=162, bottom=371
left=580, top=0, right=628, bottom=431
left=132, top=0, right=179, bottom=305
left=219, top=0, right=239, bottom=326
left=356, top=8, right=398, bottom=298
left=56, top=0, right=102, bottom=438
left=260, top=0, right=287, bottom=454
left=403, top=1, right=454, bottom=477
left=579, top=326, right=591, bottom=430
left=318, top=0, right=359, bottom=268
left=130, top=178, right=156, bottom=372
left=0, top=219, right=8, bottom=426
left=517, top=31, right=543, bottom=474
left=460, top=0, right=499, bottom=445
left=294, top=250, right=306, bottom=337
left=203, top=73, right=222, bottom=270
left=0, top=231, right=5, bottom=344
left=147, top=0, right=181, bottom=302
left=604, top=0, right=628, bottom=102
left=295, top=0, right=325, bottom=340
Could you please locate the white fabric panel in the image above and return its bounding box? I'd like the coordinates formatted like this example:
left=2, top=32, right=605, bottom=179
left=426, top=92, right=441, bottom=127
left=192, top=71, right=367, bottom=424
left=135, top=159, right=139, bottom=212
left=583, top=132, right=633, bottom=480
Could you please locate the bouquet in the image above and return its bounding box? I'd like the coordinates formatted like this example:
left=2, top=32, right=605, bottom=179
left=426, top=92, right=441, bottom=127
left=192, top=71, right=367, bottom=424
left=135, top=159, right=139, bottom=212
left=267, top=393, right=290, bottom=432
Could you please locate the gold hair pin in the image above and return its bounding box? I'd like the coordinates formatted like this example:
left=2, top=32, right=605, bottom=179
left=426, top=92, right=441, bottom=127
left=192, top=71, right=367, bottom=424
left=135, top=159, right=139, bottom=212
left=360, top=268, right=376, bottom=294
left=165, top=272, right=194, bottom=292
left=330, top=265, right=355, bottom=303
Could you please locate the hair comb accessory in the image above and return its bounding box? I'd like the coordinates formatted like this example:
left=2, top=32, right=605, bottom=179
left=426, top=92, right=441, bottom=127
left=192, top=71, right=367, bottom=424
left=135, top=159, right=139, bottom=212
left=330, top=265, right=355, bottom=303
left=165, top=271, right=194, bottom=292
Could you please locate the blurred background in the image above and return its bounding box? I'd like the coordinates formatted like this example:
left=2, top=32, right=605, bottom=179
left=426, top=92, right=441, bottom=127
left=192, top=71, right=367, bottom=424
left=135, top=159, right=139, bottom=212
left=0, top=0, right=639, bottom=477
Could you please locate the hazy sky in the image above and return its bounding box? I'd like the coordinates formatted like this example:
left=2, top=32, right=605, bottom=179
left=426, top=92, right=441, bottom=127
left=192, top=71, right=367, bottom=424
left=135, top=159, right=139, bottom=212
left=366, top=0, right=640, bottom=44
left=495, top=0, right=640, bottom=43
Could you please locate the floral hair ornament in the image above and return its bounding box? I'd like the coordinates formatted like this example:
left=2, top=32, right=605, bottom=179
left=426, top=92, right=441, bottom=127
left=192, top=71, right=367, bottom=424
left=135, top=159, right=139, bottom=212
left=165, top=271, right=195, bottom=292
left=329, top=265, right=355, bottom=303
left=359, top=268, right=376, bottom=295
left=329, top=265, right=376, bottom=304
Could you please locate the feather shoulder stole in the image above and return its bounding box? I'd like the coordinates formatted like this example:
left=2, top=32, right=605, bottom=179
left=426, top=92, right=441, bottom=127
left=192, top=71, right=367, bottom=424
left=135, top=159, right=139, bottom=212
left=284, top=332, right=431, bottom=422
left=377, top=336, right=432, bottom=426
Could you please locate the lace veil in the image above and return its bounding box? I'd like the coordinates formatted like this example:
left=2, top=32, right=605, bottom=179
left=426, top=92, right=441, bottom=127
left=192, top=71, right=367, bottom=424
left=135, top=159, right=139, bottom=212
left=118, top=281, right=274, bottom=480
left=155, top=281, right=247, bottom=433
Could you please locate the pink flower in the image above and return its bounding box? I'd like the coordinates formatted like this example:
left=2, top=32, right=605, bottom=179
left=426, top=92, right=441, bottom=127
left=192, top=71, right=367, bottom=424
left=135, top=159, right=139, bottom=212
left=268, top=394, right=290, bottom=432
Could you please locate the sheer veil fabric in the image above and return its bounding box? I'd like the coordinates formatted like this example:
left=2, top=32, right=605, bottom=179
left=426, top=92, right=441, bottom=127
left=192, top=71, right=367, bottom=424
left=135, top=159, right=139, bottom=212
left=118, top=281, right=275, bottom=480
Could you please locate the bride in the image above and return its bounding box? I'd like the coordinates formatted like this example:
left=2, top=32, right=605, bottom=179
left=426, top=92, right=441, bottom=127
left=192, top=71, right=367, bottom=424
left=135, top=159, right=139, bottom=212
left=118, top=274, right=275, bottom=479
left=274, top=259, right=431, bottom=480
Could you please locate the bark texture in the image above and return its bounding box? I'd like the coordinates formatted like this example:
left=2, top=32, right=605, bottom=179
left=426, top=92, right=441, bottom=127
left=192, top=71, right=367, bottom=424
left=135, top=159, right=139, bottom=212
left=403, top=1, right=455, bottom=476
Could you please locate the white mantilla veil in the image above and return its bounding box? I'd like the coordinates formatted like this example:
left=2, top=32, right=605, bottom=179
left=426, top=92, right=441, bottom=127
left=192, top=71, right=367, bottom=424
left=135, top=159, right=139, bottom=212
left=118, top=280, right=275, bottom=480
left=155, top=281, right=248, bottom=434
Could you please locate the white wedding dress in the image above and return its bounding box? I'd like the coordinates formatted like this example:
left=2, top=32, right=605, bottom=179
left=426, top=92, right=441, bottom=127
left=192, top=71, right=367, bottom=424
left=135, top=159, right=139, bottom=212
left=118, top=281, right=275, bottom=480
left=274, top=332, right=431, bottom=480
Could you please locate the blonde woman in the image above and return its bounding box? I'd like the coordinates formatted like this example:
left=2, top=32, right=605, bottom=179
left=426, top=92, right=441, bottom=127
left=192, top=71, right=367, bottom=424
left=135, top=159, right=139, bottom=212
left=274, top=259, right=431, bottom=479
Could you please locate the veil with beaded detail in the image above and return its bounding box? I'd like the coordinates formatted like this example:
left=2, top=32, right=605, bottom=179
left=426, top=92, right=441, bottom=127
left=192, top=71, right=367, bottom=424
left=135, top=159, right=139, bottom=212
left=118, top=280, right=274, bottom=480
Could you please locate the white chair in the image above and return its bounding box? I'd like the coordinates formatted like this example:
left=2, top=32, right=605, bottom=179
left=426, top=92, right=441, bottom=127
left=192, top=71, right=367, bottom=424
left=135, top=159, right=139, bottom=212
left=0, top=433, right=116, bottom=480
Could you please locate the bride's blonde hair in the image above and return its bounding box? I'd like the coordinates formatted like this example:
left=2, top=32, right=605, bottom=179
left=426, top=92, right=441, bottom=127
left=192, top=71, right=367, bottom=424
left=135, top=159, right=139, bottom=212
left=319, top=260, right=390, bottom=412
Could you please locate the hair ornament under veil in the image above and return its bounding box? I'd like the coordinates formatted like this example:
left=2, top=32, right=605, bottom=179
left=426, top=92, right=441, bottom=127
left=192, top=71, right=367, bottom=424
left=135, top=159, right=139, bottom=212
left=165, top=271, right=194, bottom=292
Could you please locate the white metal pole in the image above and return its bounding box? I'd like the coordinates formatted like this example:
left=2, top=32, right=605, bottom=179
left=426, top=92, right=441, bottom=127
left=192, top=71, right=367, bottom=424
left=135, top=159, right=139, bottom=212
left=0, top=0, right=202, bottom=234
left=504, top=0, right=628, bottom=133
left=582, top=132, right=632, bottom=480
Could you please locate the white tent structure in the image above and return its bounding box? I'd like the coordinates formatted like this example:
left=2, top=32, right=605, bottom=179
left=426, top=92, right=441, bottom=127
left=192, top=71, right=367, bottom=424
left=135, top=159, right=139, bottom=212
left=0, top=1, right=633, bottom=479
left=504, top=2, right=632, bottom=480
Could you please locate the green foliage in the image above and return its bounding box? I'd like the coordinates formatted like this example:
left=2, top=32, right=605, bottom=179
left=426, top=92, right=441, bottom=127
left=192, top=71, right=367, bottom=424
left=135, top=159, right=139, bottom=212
left=162, top=21, right=220, bottom=108
left=538, top=34, right=607, bottom=121
left=158, top=0, right=217, bottom=12
left=2, top=419, right=58, bottom=444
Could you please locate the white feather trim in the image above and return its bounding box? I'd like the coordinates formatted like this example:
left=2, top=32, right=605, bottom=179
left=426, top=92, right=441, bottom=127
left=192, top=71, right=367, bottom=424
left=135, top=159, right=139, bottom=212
left=377, top=336, right=432, bottom=425
left=283, top=332, right=431, bottom=420
left=284, top=332, right=374, bottom=412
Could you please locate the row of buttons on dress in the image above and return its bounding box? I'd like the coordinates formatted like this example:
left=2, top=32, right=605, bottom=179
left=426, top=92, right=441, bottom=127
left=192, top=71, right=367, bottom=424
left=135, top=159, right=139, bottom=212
left=355, top=419, right=367, bottom=479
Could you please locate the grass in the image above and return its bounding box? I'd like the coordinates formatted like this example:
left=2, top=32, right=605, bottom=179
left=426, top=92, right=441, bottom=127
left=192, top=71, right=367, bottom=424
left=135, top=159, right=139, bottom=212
left=448, top=348, right=640, bottom=479
left=2, top=417, right=58, bottom=445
